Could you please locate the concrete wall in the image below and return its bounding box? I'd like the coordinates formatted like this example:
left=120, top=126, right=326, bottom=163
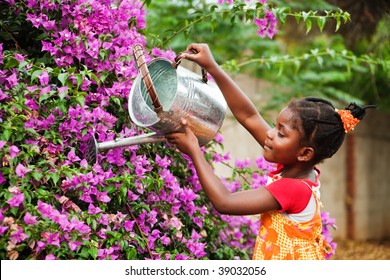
left=212, top=72, right=390, bottom=241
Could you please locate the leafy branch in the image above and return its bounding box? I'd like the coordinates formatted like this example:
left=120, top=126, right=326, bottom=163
left=273, top=7, right=351, bottom=33
left=154, top=3, right=351, bottom=49
left=223, top=48, right=390, bottom=75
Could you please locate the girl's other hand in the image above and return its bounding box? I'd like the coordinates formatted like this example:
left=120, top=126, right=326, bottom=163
left=178, top=43, right=219, bottom=74
left=165, top=118, right=199, bottom=156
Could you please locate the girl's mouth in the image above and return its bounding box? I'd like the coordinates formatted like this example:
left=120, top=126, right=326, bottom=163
left=264, top=142, right=272, bottom=150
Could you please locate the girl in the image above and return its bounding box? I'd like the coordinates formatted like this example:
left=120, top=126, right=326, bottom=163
left=165, top=43, right=375, bottom=260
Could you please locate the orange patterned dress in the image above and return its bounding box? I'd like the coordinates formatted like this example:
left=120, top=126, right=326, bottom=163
left=252, top=182, right=332, bottom=260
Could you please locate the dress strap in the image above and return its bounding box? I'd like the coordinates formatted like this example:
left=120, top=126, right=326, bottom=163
left=301, top=180, right=323, bottom=209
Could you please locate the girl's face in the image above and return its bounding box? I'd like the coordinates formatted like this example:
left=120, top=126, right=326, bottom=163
left=263, top=107, right=305, bottom=165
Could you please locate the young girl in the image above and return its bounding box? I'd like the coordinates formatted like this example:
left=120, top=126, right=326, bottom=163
left=165, top=43, right=375, bottom=260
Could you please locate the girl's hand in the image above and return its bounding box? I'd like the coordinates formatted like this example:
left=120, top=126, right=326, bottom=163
left=165, top=119, right=199, bottom=156
left=178, top=43, right=219, bottom=74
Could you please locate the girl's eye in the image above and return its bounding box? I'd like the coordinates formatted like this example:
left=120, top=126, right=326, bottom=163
left=277, top=132, right=285, bottom=137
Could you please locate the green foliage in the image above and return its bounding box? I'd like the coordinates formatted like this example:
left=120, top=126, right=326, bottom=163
left=145, top=0, right=390, bottom=112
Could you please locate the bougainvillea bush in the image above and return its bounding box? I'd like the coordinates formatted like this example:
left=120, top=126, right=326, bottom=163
left=0, top=0, right=336, bottom=260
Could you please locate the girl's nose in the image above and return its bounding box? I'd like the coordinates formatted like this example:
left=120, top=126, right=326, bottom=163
left=266, top=127, right=274, bottom=140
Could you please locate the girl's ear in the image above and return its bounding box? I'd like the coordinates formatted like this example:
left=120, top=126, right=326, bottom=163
left=297, top=147, right=314, bottom=162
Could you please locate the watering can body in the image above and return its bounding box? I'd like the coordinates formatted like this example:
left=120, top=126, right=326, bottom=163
left=84, top=46, right=226, bottom=165
left=128, top=55, right=227, bottom=146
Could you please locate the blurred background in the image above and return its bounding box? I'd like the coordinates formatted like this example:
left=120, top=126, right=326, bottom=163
left=145, top=0, right=390, bottom=259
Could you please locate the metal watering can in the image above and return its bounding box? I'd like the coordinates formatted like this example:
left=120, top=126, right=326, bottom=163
left=85, top=44, right=227, bottom=164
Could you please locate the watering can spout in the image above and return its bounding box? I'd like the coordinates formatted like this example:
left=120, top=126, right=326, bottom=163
left=85, top=132, right=166, bottom=165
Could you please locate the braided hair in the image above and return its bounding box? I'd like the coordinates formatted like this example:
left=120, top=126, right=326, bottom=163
left=287, top=97, right=376, bottom=164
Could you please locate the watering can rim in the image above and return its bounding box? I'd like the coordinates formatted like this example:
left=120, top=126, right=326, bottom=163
left=128, top=57, right=179, bottom=128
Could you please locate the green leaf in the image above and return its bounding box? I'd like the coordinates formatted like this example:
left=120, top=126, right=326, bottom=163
left=31, top=171, right=43, bottom=181
left=317, top=56, right=324, bottom=67
left=302, top=11, right=310, bottom=22
left=74, top=74, right=83, bottom=87
left=31, top=69, right=43, bottom=82
left=88, top=247, right=98, bottom=259
left=317, top=16, right=326, bottom=32
left=39, top=94, right=50, bottom=104
left=75, top=96, right=85, bottom=106
left=89, top=73, right=99, bottom=84
left=210, top=18, right=217, bottom=32
left=120, top=185, right=127, bottom=198
left=335, top=15, right=341, bottom=31
left=50, top=172, right=60, bottom=185
left=295, top=14, right=301, bottom=24
left=305, top=19, right=312, bottom=34
left=58, top=73, right=68, bottom=86
left=210, top=4, right=219, bottom=12
left=2, top=129, right=12, bottom=141
left=106, top=185, right=119, bottom=194
left=342, top=11, right=351, bottom=23
left=293, top=59, right=301, bottom=72
left=91, top=219, right=97, bottom=231
left=125, top=247, right=138, bottom=260
left=277, top=64, right=284, bottom=76
left=4, top=57, right=19, bottom=69
left=10, top=207, right=19, bottom=216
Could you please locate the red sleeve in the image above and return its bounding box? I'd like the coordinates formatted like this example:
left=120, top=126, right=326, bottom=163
left=265, top=178, right=312, bottom=214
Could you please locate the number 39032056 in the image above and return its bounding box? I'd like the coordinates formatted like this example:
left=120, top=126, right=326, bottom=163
left=218, top=266, right=266, bottom=276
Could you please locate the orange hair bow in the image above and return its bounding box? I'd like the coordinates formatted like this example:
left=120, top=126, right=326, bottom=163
left=336, top=109, right=360, bottom=133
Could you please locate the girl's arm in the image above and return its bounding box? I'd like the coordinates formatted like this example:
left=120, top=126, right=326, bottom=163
left=165, top=120, right=281, bottom=216
left=179, top=43, right=271, bottom=147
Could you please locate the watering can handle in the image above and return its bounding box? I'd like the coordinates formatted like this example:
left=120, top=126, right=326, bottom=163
left=172, top=50, right=209, bottom=84
left=133, top=44, right=163, bottom=114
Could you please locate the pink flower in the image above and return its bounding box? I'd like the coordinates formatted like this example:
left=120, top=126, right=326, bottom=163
left=0, top=172, right=6, bottom=185
left=235, top=158, right=251, bottom=168
left=88, top=203, right=102, bottom=215
left=7, top=193, right=24, bottom=208
left=42, top=41, right=58, bottom=55
left=96, top=191, right=111, bottom=203
left=10, top=227, right=28, bottom=243
left=67, top=149, right=81, bottom=163
left=218, top=0, right=234, bottom=4
left=35, top=241, right=46, bottom=253
left=38, top=71, right=49, bottom=85
left=25, top=98, right=39, bottom=110
left=6, top=73, right=18, bottom=88
left=214, top=133, right=224, bottom=143
left=15, top=163, right=32, bottom=178
left=0, top=141, right=6, bottom=149
left=155, top=154, right=170, bottom=168
left=46, top=232, right=60, bottom=247
left=68, top=240, right=82, bottom=251
left=161, top=235, right=171, bottom=245
left=0, top=88, right=8, bottom=101
left=254, top=10, right=278, bottom=39
left=24, top=212, right=38, bottom=225
left=0, top=226, right=8, bottom=235
left=86, top=37, right=100, bottom=59
left=175, top=254, right=190, bottom=260
left=186, top=239, right=206, bottom=258
left=106, top=148, right=126, bottom=166
left=124, top=220, right=135, bottom=232
left=45, top=254, right=56, bottom=260
left=58, top=86, right=68, bottom=96
left=37, top=200, right=54, bottom=218
left=9, top=145, right=20, bottom=159
left=0, top=43, right=3, bottom=62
